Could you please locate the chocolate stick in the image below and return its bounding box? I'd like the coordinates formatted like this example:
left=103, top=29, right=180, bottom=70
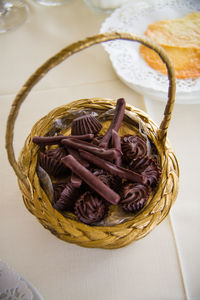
left=61, top=138, right=122, bottom=163
left=70, top=173, right=82, bottom=188
left=61, top=155, right=120, bottom=205
left=32, top=134, right=94, bottom=146
left=99, top=98, right=126, bottom=148
left=67, top=147, right=90, bottom=188
left=112, top=129, right=122, bottom=166
left=67, top=147, right=89, bottom=188
left=80, top=150, right=147, bottom=185
left=67, top=147, right=89, bottom=168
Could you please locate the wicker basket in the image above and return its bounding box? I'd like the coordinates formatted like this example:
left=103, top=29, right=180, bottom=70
left=6, top=33, right=179, bottom=249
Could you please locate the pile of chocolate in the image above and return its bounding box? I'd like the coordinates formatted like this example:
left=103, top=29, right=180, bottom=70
left=33, top=98, right=161, bottom=225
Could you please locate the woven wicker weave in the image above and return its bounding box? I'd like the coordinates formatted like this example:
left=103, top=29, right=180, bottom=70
left=5, top=33, right=179, bottom=249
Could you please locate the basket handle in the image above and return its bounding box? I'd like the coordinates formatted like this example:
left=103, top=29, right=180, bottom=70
left=6, top=32, right=176, bottom=190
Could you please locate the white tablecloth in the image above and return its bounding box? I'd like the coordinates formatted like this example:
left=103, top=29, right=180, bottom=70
left=0, top=1, right=199, bottom=299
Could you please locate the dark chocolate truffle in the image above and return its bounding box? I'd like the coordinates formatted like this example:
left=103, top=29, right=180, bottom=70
left=74, top=191, right=106, bottom=225
left=71, top=114, right=102, bottom=136
left=121, top=135, right=147, bottom=162
left=120, top=182, right=151, bottom=213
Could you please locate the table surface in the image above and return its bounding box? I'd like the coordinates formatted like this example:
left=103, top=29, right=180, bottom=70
left=0, top=1, right=199, bottom=299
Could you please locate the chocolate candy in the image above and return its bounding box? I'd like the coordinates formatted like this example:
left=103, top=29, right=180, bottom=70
left=45, top=147, right=68, bottom=161
left=36, top=97, right=162, bottom=225
left=67, top=147, right=89, bottom=188
left=32, top=134, right=94, bottom=146
left=33, top=135, right=65, bottom=146
left=53, top=182, right=67, bottom=204
left=74, top=191, right=106, bottom=225
left=39, top=148, right=69, bottom=177
left=67, top=147, right=89, bottom=168
left=120, top=182, right=151, bottom=213
left=121, top=135, right=147, bottom=162
left=80, top=150, right=147, bottom=185
left=70, top=173, right=82, bottom=188
left=91, top=168, right=122, bottom=191
left=112, top=129, right=122, bottom=166
left=61, top=138, right=122, bottom=163
left=61, top=155, right=120, bottom=205
left=92, top=134, right=103, bottom=146
left=71, top=114, right=102, bottom=136
left=99, top=98, right=126, bottom=148
left=53, top=182, right=79, bottom=211
left=130, top=156, right=161, bottom=188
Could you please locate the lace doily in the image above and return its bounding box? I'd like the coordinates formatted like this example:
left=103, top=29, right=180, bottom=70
left=0, top=261, right=42, bottom=300
left=100, top=0, right=200, bottom=104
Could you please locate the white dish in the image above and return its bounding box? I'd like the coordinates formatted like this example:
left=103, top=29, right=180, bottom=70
left=0, top=260, right=43, bottom=300
left=100, top=0, right=200, bottom=104
left=24, top=278, right=44, bottom=300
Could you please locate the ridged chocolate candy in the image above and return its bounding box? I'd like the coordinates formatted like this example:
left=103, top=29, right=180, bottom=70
left=130, top=156, right=161, bottom=188
left=120, top=182, right=151, bottom=213
left=74, top=191, right=106, bottom=225
left=39, top=147, right=69, bottom=177
left=121, top=135, right=147, bottom=162
left=53, top=182, right=67, bottom=203
left=46, top=147, right=68, bottom=160
left=71, top=114, right=102, bottom=136
left=53, top=183, right=79, bottom=211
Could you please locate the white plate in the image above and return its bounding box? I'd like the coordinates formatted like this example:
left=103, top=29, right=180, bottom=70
left=100, top=0, right=200, bottom=104
left=23, top=278, right=44, bottom=300
left=0, top=260, right=43, bottom=300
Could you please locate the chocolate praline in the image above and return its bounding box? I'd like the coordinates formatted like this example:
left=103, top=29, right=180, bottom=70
left=74, top=191, right=106, bottom=225
left=120, top=182, right=151, bottom=213
left=121, top=135, right=147, bottom=162
left=129, top=156, right=161, bottom=188
left=71, top=114, right=102, bottom=136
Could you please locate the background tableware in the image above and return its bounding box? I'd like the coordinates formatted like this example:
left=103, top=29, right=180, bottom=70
left=100, top=0, right=200, bottom=104
left=32, top=0, right=71, bottom=6
left=0, top=0, right=29, bottom=33
left=84, top=0, right=129, bottom=13
left=0, top=260, right=43, bottom=300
